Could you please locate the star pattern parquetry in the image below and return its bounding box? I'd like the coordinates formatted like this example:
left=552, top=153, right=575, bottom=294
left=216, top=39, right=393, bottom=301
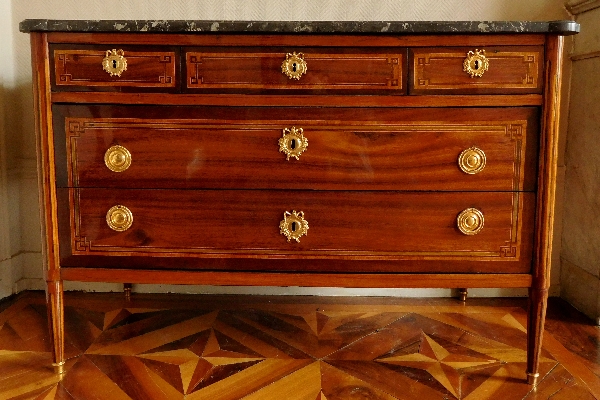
left=377, top=331, right=500, bottom=398
left=137, top=328, right=265, bottom=394
left=0, top=294, right=583, bottom=400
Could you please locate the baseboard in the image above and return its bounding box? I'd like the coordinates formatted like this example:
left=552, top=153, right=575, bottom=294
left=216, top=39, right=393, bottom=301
left=11, top=277, right=533, bottom=298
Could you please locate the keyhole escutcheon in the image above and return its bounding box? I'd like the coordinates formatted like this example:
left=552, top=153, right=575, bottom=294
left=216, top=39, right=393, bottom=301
left=282, top=52, right=307, bottom=80
left=103, top=49, right=128, bottom=77
left=463, top=49, right=488, bottom=78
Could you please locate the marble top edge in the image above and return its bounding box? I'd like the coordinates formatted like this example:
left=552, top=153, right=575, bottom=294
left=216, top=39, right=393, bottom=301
left=19, top=19, right=580, bottom=35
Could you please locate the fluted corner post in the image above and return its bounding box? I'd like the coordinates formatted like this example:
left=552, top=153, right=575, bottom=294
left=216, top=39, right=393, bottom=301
left=30, top=31, right=66, bottom=374
left=527, top=33, right=564, bottom=386
left=46, top=280, right=65, bottom=374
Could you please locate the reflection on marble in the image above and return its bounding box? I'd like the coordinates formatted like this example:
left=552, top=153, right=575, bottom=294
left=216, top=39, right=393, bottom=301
left=19, top=19, right=580, bottom=34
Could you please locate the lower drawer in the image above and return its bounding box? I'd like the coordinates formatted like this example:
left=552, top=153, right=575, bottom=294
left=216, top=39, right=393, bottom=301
left=59, top=189, right=534, bottom=273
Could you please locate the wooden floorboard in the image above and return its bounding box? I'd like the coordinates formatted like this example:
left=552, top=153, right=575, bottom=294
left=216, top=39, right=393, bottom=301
left=0, top=291, right=597, bottom=400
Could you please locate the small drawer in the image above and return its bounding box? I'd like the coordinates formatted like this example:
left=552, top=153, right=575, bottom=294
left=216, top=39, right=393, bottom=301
left=55, top=105, right=538, bottom=192
left=185, top=47, right=406, bottom=93
left=51, top=45, right=179, bottom=91
left=64, top=188, right=534, bottom=270
left=409, top=46, right=543, bottom=94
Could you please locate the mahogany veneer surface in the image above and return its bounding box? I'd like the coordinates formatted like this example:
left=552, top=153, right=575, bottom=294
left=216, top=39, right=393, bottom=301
left=410, top=46, right=544, bottom=94
left=55, top=105, right=539, bottom=191
left=21, top=20, right=578, bottom=382
left=186, top=47, right=406, bottom=92
left=51, top=45, right=180, bottom=91
left=62, top=189, right=535, bottom=269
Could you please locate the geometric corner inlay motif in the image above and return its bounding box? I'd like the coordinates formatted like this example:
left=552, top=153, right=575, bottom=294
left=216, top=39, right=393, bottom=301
left=75, top=236, right=91, bottom=252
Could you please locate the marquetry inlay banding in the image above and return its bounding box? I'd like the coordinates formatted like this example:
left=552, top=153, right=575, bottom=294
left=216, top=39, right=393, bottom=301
left=413, top=48, right=541, bottom=90
left=67, top=118, right=526, bottom=260
left=187, top=51, right=403, bottom=90
left=54, top=49, right=176, bottom=87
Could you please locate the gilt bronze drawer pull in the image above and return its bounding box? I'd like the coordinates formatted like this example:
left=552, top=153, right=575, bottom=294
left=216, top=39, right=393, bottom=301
left=279, top=210, right=309, bottom=242
left=458, top=146, right=486, bottom=174
left=106, top=205, right=133, bottom=232
left=279, top=127, right=308, bottom=160
left=463, top=49, right=489, bottom=78
left=281, top=52, right=307, bottom=80
left=102, top=49, right=128, bottom=77
left=457, top=208, right=484, bottom=235
left=104, top=145, right=132, bottom=172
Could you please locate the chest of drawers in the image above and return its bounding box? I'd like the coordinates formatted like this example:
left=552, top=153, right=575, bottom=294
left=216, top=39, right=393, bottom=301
left=21, top=19, right=578, bottom=385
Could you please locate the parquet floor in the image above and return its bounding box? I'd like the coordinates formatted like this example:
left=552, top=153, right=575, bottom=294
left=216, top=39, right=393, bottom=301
left=0, top=292, right=598, bottom=400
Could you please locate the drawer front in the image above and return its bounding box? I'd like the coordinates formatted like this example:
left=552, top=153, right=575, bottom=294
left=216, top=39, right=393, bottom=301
left=52, top=46, right=178, bottom=90
left=64, top=188, right=534, bottom=266
left=185, top=48, right=405, bottom=92
left=409, top=46, right=543, bottom=94
left=56, top=106, right=537, bottom=192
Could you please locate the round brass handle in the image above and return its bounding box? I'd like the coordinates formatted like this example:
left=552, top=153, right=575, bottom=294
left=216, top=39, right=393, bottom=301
left=457, top=208, right=484, bottom=235
left=104, top=145, right=132, bottom=172
left=279, top=127, right=308, bottom=160
left=463, top=49, right=489, bottom=78
left=106, top=205, right=133, bottom=232
left=102, top=49, right=128, bottom=77
left=458, top=146, right=486, bottom=174
left=279, top=210, right=309, bottom=242
left=281, top=52, right=307, bottom=80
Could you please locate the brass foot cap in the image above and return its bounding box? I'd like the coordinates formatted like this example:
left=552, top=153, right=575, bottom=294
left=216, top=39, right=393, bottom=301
left=527, top=372, right=539, bottom=385
left=53, top=361, right=66, bottom=374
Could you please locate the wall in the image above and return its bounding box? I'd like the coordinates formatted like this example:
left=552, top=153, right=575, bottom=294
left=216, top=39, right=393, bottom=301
left=560, top=0, right=600, bottom=322
left=0, top=0, right=21, bottom=299
left=3, top=0, right=571, bottom=298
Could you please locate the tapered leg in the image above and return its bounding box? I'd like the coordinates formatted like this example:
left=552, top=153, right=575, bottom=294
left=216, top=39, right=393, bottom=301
left=46, top=280, right=65, bottom=374
left=526, top=287, right=548, bottom=385
left=458, top=288, right=468, bottom=302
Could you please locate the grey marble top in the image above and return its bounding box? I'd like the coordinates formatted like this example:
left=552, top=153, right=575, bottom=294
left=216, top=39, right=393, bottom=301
left=19, top=20, right=580, bottom=35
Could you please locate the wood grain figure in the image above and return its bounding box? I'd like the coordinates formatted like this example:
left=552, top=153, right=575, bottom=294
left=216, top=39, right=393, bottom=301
left=21, top=20, right=578, bottom=384
left=0, top=292, right=598, bottom=399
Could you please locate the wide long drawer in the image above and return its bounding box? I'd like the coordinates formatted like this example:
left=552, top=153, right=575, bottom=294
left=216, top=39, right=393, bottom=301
left=55, top=106, right=538, bottom=191
left=60, top=188, right=534, bottom=268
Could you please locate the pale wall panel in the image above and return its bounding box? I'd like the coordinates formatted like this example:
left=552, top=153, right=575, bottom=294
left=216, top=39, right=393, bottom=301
left=560, top=0, right=600, bottom=321
left=572, top=6, right=600, bottom=56
left=0, top=0, right=22, bottom=297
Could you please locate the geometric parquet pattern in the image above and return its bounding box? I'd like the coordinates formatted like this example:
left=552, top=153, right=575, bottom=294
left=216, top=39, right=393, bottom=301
left=0, top=292, right=598, bottom=400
